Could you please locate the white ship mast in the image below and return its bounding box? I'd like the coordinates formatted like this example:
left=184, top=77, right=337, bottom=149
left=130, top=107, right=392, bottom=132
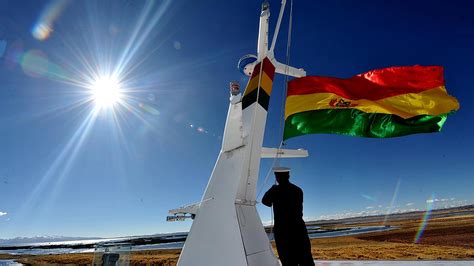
left=168, top=1, right=307, bottom=265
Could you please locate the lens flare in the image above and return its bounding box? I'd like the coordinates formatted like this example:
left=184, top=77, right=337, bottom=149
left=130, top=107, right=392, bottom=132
left=20, top=50, right=49, bottom=77
left=16, top=0, right=176, bottom=224
left=0, top=40, right=6, bottom=58
left=173, top=41, right=181, bottom=50
left=138, top=102, right=160, bottom=116
left=383, top=178, right=401, bottom=224
left=32, top=0, right=71, bottom=41
left=5, top=40, right=24, bottom=69
left=89, top=76, right=122, bottom=108
left=32, top=23, right=53, bottom=41
left=414, top=194, right=435, bottom=243
left=361, top=194, right=376, bottom=201
left=17, top=49, right=70, bottom=80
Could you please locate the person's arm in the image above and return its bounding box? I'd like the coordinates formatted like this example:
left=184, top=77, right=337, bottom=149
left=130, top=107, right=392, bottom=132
left=298, top=187, right=303, bottom=204
left=262, top=185, right=277, bottom=207
left=297, top=187, right=304, bottom=216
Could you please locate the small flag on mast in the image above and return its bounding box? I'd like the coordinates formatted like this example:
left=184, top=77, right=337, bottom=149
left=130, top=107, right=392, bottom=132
left=284, top=65, right=460, bottom=140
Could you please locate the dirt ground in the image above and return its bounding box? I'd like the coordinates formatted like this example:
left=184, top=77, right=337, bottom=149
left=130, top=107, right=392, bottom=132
left=0, top=249, right=182, bottom=266
left=2, top=215, right=473, bottom=265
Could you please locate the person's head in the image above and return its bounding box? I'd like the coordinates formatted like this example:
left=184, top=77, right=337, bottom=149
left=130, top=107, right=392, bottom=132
left=273, top=167, right=290, bottom=185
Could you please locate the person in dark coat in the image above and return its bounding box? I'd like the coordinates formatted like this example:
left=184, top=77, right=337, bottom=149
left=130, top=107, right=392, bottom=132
left=262, top=167, right=314, bottom=266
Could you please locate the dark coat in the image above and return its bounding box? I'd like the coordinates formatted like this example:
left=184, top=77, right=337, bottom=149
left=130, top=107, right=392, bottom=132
left=262, top=182, right=314, bottom=266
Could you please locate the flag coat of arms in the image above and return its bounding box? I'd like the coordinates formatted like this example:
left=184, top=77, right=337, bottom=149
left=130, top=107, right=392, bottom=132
left=284, top=66, right=460, bottom=140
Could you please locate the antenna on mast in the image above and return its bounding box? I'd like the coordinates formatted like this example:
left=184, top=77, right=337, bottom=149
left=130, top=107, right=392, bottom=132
left=269, top=0, right=286, bottom=54
left=238, top=0, right=306, bottom=78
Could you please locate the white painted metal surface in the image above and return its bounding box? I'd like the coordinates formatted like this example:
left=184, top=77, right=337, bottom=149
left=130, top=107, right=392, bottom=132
left=178, top=145, right=248, bottom=266
left=175, top=1, right=306, bottom=265
left=257, top=2, right=270, bottom=61
left=168, top=202, right=201, bottom=216
left=273, top=59, right=306, bottom=77
left=261, top=147, right=308, bottom=158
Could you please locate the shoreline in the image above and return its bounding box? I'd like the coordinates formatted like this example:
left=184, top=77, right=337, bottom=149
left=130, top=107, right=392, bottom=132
left=1, top=215, right=473, bottom=265
left=3, top=204, right=473, bottom=254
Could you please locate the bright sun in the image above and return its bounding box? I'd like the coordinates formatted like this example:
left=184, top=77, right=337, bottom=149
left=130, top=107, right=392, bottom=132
left=90, top=76, right=122, bottom=108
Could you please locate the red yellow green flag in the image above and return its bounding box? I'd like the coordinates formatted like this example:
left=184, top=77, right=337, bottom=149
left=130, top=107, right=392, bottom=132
left=284, top=66, right=460, bottom=140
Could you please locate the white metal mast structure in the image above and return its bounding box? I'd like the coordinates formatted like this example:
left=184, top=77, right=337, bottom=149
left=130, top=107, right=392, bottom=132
left=168, top=1, right=307, bottom=265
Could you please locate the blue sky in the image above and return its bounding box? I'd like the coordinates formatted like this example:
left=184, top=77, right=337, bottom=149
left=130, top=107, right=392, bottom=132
left=0, top=0, right=473, bottom=238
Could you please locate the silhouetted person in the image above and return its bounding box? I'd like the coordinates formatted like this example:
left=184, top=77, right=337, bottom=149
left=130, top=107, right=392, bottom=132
left=262, top=167, right=314, bottom=266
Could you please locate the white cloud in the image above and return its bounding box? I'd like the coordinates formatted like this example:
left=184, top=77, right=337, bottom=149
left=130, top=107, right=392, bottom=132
left=0, top=211, right=7, bottom=216
left=318, top=205, right=437, bottom=221
left=312, top=197, right=472, bottom=222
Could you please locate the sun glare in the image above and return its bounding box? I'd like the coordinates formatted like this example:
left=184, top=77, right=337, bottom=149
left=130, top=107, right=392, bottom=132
left=89, top=76, right=122, bottom=108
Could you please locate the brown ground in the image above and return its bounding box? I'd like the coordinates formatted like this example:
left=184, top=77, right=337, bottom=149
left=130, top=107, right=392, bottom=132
left=1, top=215, right=473, bottom=265
left=0, top=250, right=182, bottom=266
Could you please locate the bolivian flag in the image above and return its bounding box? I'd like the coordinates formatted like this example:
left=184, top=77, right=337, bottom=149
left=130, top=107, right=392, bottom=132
left=284, top=66, right=460, bottom=140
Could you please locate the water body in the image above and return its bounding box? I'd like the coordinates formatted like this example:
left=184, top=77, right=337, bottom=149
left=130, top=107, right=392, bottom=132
left=0, top=260, right=24, bottom=266
left=2, top=247, right=96, bottom=256
left=308, top=225, right=397, bottom=238
left=0, top=226, right=395, bottom=256
left=132, top=242, right=184, bottom=251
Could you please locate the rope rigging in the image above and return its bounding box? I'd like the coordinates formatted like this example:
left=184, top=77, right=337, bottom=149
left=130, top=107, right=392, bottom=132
left=257, top=0, right=294, bottom=200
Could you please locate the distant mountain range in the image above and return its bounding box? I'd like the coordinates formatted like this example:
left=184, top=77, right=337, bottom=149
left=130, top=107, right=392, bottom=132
left=302, top=204, right=474, bottom=228
left=3, top=204, right=473, bottom=248
left=0, top=235, right=103, bottom=245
